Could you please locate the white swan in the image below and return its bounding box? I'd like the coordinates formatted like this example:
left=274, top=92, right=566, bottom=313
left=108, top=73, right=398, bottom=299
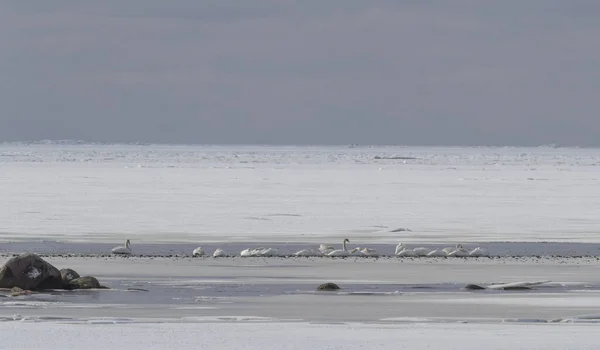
left=240, top=247, right=264, bottom=257
left=256, top=247, right=281, bottom=257
left=294, top=248, right=322, bottom=257
left=327, top=238, right=352, bottom=257
left=192, top=247, right=205, bottom=257
left=470, top=247, right=490, bottom=257
left=240, top=247, right=281, bottom=257
left=212, top=248, right=227, bottom=257
left=426, top=249, right=447, bottom=257
left=240, top=248, right=254, bottom=257
left=448, top=244, right=470, bottom=257
left=240, top=247, right=267, bottom=258
left=318, top=244, right=335, bottom=254
left=443, top=244, right=463, bottom=255
left=396, top=247, right=417, bottom=257
left=112, top=239, right=132, bottom=255
left=412, top=247, right=432, bottom=256
left=360, top=247, right=378, bottom=257
left=395, top=243, right=407, bottom=255
left=349, top=247, right=362, bottom=256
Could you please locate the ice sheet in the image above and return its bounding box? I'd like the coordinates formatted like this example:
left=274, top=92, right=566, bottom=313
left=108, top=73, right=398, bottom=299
left=1, top=144, right=599, bottom=246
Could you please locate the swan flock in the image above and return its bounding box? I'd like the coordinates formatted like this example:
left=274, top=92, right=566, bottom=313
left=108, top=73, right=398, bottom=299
left=111, top=238, right=490, bottom=258
left=208, top=240, right=490, bottom=258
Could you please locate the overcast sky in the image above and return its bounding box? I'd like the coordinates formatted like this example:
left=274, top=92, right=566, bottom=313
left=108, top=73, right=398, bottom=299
left=1, top=1, right=599, bottom=146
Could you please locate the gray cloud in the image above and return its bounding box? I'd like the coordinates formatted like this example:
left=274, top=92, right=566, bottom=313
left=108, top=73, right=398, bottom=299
left=1, top=1, right=599, bottom=145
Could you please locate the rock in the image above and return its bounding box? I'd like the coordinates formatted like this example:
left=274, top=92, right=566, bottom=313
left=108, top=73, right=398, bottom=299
left=0, top=253, right=64, bottom=290
left=60, top=268, right=80, bottom=284
left=465, top=284, right=486, bottom=290
left=68, top=276, right=106, bottom=290
left=317, top=282, right=341, bottom=291
left=465, top=283, right=531, bottom=291
left=9, top=287, right=33, bottom=297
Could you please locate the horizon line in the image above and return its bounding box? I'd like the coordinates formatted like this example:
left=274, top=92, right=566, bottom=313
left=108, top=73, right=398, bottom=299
left=0, top=139, right=592, bottom=149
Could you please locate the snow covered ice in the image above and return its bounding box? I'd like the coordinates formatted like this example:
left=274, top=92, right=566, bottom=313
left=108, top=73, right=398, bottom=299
left=1, top=143, right=599, bottom=245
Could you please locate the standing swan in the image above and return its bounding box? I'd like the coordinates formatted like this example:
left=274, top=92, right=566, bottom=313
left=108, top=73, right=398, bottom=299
left=327, top=238, right=352, bottom=257
left=112, top=239, right=132, bottom=255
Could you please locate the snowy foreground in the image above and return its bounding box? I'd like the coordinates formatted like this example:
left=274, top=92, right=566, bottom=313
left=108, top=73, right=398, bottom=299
left=2, top=321, right=599, bottom=350
left=2, top=256, right=600, bottom=349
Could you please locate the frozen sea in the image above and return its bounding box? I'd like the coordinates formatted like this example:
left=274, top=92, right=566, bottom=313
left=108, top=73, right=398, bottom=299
left=1, top=143, right=600, bottom=349
left=1, top=143, right=599, bottom=245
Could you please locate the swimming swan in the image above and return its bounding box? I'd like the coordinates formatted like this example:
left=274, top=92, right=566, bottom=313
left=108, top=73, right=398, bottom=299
left=192, top=247, right=205, bottom=257
left=327, top=239, right=352, bottom=257
left=112, top=239, right=132, bottom=255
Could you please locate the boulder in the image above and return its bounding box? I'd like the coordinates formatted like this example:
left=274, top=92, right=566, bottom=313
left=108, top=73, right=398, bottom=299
left=0, top=254, right=64, bottom=290
left=68, top=276, right=106, bottom=290
left=60, top=268, right=80, bottom=284
left=317, top=282, right=340, bottom=291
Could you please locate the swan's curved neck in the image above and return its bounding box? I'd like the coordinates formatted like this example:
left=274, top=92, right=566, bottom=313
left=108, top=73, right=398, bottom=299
left=126, top=240, right=130, bottom=248
left=342, top=240, right=348, bottom=251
